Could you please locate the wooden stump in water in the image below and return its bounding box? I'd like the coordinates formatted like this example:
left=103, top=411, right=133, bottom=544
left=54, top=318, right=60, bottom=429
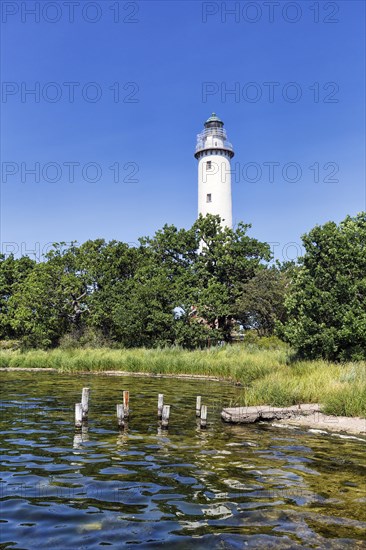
left=75, top=403, right=83, bottom=429
left=196, top=396, right=202, bottom=417
left=200, top=405, right=207, bottom=429
left=158, top=394, right=164, bottom=418
left=123, top=391, right=129, bottom=419
left=116, top=404, right=125, bottom=430
left=161, top=405, right=170, bottom=429
left=81, top=387, right=90, bottom=421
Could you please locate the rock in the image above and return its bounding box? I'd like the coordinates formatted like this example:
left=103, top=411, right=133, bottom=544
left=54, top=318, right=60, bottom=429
left=221, top=404, right=321, bottom=424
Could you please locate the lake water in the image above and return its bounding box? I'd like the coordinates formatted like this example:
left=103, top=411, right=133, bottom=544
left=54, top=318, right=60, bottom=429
left=1, top=372, right=365, bottom=549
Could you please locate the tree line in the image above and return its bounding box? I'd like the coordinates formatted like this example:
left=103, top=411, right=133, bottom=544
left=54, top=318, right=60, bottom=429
left=1, top=213, right=365, bottom=361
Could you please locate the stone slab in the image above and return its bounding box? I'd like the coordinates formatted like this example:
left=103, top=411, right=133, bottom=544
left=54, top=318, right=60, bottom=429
left=221, top=404, right=321, bottom=424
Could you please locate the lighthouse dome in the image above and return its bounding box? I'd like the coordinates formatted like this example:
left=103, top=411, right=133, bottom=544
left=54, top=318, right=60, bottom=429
left=204, top=112, right=224, bottom=128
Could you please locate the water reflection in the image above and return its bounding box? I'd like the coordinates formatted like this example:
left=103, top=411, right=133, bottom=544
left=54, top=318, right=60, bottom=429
left=73, top=424, right=89, bottom=449
left=116, top=430, right=129, bottom=448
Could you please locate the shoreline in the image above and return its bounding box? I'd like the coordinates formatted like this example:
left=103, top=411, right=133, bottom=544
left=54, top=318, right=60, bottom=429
left=0, top=366, right=224, bottom=382
left=222, top=403, right=366, bottom=436
left=2, top=367, right=365, bottom=436
left=273, top=413, right=366, bottom=436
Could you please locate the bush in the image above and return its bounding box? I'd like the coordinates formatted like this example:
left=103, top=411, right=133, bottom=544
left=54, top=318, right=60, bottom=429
left=241, top=331, right=288, bottom=350
left=59, top=327, right=112, bottom=350
left=0, top=339, right=20, bottom=350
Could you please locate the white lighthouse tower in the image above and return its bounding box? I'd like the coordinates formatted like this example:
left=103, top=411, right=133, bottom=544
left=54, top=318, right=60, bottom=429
left=194, top=113, right=234, bottom=228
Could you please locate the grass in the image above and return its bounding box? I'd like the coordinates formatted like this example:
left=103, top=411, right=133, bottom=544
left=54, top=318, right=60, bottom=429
left=1, top=343, right=365, bottom=418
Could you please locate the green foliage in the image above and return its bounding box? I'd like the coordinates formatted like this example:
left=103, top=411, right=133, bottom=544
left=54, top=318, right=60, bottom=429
left=59, top=327, right=113, bottom=350
left=241, top=331, right=288, bottom=350
left=9, top=260, right=84, bottom=349
left=281, top=213, right=366, bottom=361
left=2, top=212, right=364, bottom=360
left=0, top=339, right=20, bottom=350
left=0, top=215, right=274, bottom=349
left=1, top=346, right=364, bottom=417
left=234, top=267, right=289, bottom=336
left=243, top=359, right=366, bottom=417
left=192, top=215, right=272, bottom=340
left=323, top=384, right=366, bottom=417
left=0, top=254, right=35, bottom=339
left=172, top=317, right=219, bottom=349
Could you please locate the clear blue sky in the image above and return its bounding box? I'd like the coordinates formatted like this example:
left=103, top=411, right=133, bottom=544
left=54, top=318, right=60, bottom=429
left=1, top=0, right=365, bottom=262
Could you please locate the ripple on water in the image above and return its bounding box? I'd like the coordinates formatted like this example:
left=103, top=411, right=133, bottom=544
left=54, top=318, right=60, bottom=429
left=1, top=372, right=365, bottom=549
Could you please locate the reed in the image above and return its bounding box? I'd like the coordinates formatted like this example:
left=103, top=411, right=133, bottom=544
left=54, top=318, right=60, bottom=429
left=1, top=344, right=365, bottom=417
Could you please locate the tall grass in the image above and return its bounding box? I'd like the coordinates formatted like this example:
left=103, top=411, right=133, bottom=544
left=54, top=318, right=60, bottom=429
left=243, top=360, right=366, bottom=417
left=1, top=344, right=365, bottom=417
left=0, top=345, right=286, bottom=379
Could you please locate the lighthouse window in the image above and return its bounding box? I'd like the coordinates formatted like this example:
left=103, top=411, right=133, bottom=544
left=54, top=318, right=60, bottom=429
left=206, top=161, right=212, bottom=170
left=206, top=193, right=212, bottom=203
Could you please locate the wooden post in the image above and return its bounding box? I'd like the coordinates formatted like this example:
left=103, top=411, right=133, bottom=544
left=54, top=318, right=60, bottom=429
left=158, top=394, right=164, bottom=418
left=75, top=403, right=83, bottom=429
left=123, top=391, right=129, bottom=419
left=116, top=404, right=125, bottom=429
left=196, top=396, right=202, bottom=417
left=161, top=405, right=170, bottom=429
left=81, top=387, right=90, bottom=420
left=200, top=405, right=207, bottom=429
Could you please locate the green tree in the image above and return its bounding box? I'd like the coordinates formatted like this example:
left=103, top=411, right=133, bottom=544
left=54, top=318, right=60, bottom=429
left=0, top=254, right=36, bottom=339
left=112, top=224, right=199, bottom=347
left=4, top=216, right=273, bottom=349
left=9, top=243, right=88, bottom=348
left=75, top=239, right=141, bottom=341
left=193, top=215, right=271, bottom=340
left=234, top=266, right=289, bottom=336
left=281, top=213, right=366, bottom=360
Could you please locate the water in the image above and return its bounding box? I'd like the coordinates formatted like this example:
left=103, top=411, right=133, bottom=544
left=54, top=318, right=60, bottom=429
left=1, top=372, right=365, bottom=549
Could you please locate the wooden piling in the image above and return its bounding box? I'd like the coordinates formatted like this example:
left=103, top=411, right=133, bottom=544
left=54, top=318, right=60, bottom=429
left=116, top=404, right=125, bottom=429
left=75, top=403, right=83, bottom=429
left=161, top=405, right=170, bottom=429
left=123, top=391, right=129, bottom=418
left=196, top=396, right=202, bottom=417
left=81, top=387, right=90, bottom=420
left=200, top=405, right=207, bottom=429
left=158, top=394, right=164, bottom=418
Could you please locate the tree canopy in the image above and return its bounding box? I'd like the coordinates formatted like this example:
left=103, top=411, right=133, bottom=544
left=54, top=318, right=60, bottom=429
left=2, top=212, right=365, bottom=361
left=280, top=213, right=366, bottom=361
left=1, top=215, right=272, bottom=349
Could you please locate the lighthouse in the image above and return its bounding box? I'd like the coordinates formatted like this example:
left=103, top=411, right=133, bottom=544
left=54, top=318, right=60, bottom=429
left=194, top=113, right=234, bottom=228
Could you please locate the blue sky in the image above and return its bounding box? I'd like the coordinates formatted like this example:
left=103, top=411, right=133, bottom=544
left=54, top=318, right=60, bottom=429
left=1, top=0, right=365, bottom=262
